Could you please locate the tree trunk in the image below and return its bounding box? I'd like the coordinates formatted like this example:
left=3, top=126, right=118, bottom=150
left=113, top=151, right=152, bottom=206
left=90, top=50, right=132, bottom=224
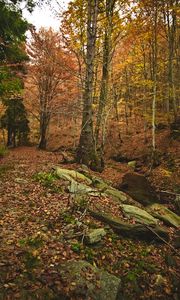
left=38, top=112, right=49, bottom=149
left=7, top=126, right=12, bottom=147
left=167, top=0, right=177, bottom=122
left=152, top=0, right=158, bottom=154
left=95, top=0, right=115, bottom=148
left=77, top=0, right=101, bottom=170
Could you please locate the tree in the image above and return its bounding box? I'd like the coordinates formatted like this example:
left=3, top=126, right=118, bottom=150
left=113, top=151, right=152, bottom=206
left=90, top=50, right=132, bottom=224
left=162, top=0, right=178, bottom=122
left=0, top=1, right=29, bottom=100
left=62, top=0, right=125, bottom=170
left=76, top=0, right=102, bottom=170
left=95, top=0, right=117, bottom=151
left=0, top=97, right=30, bottom=147
left=26, top=28, right=76, bottom=149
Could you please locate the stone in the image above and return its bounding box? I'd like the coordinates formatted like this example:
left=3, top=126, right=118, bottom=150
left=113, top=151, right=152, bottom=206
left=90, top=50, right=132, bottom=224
left=89, top=210, right=169, bottom=242
left=92, top=176, right=140, bottom=206
left=55, top=167, right=92, bottom=184
left=128, top=161, right=136, bottom=170
left=85, top=228, right=106, bottom=244
left=105, top=188, right=131, bottom=203
left=119, top=172, right=159, bottom=206
left=58, top=260, right=121, bottom=300
left=68, top=180, right=99, bottom=196
left=121, top=204, right=158, bottom=225
left=147, top=203, right=180, bottom=228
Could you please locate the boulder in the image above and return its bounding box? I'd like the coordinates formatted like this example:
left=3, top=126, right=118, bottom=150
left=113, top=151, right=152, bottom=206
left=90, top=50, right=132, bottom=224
left=85, top=228, right=106, bottom=245
left=58, top=260, right=121, bottom=300
left=119, top=172, right=159, bottom=206
left=89, top=210, right=169, bottom=242
left=147, top=203, right=180, bottom=228
left=121, top=205, right=158, bottom=225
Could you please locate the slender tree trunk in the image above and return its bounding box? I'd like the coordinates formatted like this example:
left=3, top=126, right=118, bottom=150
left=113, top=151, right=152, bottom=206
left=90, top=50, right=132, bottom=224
left=125, top=67, right=130, bottom=134
left=12, top=129, right=16, bottom=148
left=95, top=0, right=115, bottom=148
left=38, top=112, right=49, bottom=149
left=152, top=0, right=158, bottom=153
left=7, top=126, right=12, bottom=147
left=77, top=0, right=101, bottom=170
left=167, top=0, right=177, bottom=122
left=142, top=44, right=148, bottom=143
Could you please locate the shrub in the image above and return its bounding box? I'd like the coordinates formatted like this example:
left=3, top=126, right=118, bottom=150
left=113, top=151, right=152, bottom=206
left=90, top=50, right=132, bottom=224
left=32, top=171, right=61, bottom=192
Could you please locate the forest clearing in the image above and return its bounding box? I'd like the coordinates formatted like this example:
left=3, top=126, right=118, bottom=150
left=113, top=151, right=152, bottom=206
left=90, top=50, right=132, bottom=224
left=0, top=0, right=180, bottom=299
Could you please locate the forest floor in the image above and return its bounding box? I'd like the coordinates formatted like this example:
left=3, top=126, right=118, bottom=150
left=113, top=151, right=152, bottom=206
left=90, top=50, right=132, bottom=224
left=0, top=146, right=179, bottom=300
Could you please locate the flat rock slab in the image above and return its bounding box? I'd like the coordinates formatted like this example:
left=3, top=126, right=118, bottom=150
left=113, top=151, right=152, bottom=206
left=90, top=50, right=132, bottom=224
left=121, top=204, right=158, bottom=225
left=89, top=210, right=169, bottom=242
left=58, top=260, right=121, bottom=300
left=147, top=203, right=180, bottom=228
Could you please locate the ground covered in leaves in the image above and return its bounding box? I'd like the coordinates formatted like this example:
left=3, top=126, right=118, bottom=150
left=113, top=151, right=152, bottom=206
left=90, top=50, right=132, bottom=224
left=0, top=147, right=179, bottom=300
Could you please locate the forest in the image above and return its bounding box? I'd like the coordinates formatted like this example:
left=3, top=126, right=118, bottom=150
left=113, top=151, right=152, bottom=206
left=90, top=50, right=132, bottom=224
left=0, top=0, right=179, bottom=299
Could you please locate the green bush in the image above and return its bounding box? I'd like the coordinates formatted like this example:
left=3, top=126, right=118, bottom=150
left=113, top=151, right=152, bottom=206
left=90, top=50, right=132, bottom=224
left=32, top=171, right=61, bottom=192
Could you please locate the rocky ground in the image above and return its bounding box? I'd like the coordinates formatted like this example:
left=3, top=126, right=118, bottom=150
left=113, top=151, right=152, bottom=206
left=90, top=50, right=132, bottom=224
left=0, top=147, right=179, bottom=300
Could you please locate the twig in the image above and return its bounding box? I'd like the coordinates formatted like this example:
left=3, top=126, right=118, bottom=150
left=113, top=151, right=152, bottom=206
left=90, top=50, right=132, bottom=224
left=145, top=224, right=179, bottom=256
left=159, top=190, right=180, bottom=197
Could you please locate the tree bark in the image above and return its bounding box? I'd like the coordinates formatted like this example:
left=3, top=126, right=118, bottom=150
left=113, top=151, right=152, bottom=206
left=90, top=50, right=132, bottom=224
left=38, top=112, right=49, bottom=149
left=152, top=0, right=158, bottom=153
left=167, top=0, right=177, bottom=122
left=77, top=0, right=101, bottom=170
left=95, top=0, right=115, bottom=149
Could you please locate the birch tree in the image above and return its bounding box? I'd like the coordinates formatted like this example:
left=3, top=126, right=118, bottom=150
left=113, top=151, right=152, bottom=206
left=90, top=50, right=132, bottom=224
left=77, top=0, right=101, bottom=170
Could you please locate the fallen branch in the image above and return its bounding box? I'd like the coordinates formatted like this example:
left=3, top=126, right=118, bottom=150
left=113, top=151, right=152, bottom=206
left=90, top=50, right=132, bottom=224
left=144, top=224, right=179, bottom=255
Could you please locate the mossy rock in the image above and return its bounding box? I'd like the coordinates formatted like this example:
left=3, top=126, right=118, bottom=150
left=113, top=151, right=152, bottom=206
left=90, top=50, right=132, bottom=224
left=147, top=204, right=180, bottom=228
left=89, top=210, right=169, bottom=242
left=84, top=228, right=106, bottom=245
left=68, top=180, right=99, bottom=195
left=58, top=260, right=121, bottom=300
left=121, top=205, right=158, bottom=225
left=92, top=176, right=140, bottom=206
left=55, top=167, right=92, bottom=184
